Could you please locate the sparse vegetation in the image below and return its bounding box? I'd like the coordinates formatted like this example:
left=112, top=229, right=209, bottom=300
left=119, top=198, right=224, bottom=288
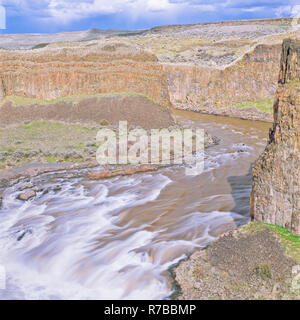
left=32, top=43, right=49, bottom=50
left=0, top=121, right=99, bottom=169
left=256, top=263, right=272, bottom=280
left=242, top=222, right=300, bottom=262
left=287, top=78, right=300, bottom=88
left=0, top=91, right=163, bottom=108
left=233, top=99, right=274, bottom=113
left=100, top=119, right=109, bottom=126
left=174, top=222, right=300, bottom=300
left=45, top=156, right=57, bottom=163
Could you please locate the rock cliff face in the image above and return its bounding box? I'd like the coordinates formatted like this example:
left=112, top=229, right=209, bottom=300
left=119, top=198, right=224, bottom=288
left=164, top=44, right=281, bottom=110
left=251, top=39, right=300, bottom=236
left=0, top=18, right=296, bottom=121
left=0, top=42, right=171, bottom=107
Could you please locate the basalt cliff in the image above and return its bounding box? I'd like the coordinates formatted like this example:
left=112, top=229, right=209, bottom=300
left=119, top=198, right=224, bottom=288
left=0, top=42, right=171, bottom=107
left=0, top=18, right=299, bottom=122
left=251, top=38, right=300, bottom=236
left=164, top=43, right=281, bottom=115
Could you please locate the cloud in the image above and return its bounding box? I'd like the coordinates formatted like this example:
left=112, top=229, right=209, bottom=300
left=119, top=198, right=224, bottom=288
left=1, top=0, right=216, bottom=24
left=291, top=5, right=300, bottom=17
left=275, top=4, right=300, bottom=18
left=241, top=7, right=265, bottom=13
left=47, top=0, right=128, bottom=23
left=1, top=0, right=298, bottom=32
left=0, top=4, right=5, bottom=29
left=24, top=0, right=184, bottom=24
left=146, top=0, right=173, bottom=12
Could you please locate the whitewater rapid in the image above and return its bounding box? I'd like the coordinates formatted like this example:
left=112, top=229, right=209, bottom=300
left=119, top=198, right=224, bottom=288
left=0, top=112, right=270, bottom=300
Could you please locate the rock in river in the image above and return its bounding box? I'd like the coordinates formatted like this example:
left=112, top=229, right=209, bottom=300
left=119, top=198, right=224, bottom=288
left=17, top=190, right=36, bottom=201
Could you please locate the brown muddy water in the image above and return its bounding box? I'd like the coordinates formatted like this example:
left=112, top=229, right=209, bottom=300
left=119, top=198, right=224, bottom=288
left=0, top=110, right=271, bottom=299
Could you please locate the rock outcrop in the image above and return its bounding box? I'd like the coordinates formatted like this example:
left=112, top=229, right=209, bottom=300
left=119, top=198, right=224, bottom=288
left=251, top=38, right=300, bottom=236
left=0, top=42, right=171, bottom=107
left=164, top=43, right=281, bottom=111
left=174, top=223, right=299, bottom=300
left=1, top=18, right=298, bottom=121
left=1, top=19, right=299, bottom=123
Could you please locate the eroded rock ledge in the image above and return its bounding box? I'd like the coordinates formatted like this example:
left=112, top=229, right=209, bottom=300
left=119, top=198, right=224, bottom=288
left=0, top=42, right=171, bottom=108
left=1, top=18, right=297, bottom=123
left=251, top=38, right=300, bottom=236
left=173, top=223, right=299, bottom=300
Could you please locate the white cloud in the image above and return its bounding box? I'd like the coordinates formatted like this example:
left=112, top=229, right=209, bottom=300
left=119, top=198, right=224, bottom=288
left=275, top=4, right=300, bottom=17
left=291, top=5, right=300, bottom=17
left=241, top=6, right=264, bottom=13
left=146, top=0, right=173, bottom=12
left=1, top=0, right=298, bottom=27
left=36, top=0, right=185, bottom=24
left=2, top=0, right=217, bottom=24
left=275, top=6, right=293, bottom=17
left=47, top=0, right=129, bottom=23
left=192, top=4, right=215, bottom=12
left=0, top=4, right=6, bottom=29
left=40, top=0, right=215, bottom=24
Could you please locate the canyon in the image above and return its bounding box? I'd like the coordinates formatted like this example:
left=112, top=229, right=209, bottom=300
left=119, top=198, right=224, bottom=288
left=1, top=18, right=300, bottom=123
left=174, top=36, right=300, bottom=301
left=0, top=18, right=299, bottom=300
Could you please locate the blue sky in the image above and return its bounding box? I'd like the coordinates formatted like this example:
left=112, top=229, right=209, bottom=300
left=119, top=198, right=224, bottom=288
left=1, top=0, right=300, bottom=34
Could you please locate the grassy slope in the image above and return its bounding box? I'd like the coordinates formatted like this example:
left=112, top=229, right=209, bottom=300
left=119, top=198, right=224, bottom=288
left=242, top=222, right=300, bottom=263
left=0, top=121, right=99, bottom=168
left=0, top=91, right=161, bottom=108
left=233, top=99, right=274, bottom=113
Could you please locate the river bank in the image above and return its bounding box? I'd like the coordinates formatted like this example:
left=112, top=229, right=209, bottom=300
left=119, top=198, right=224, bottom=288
left=172, top=221, right=300, bottom=300
left=0, top=115, right=216, bottom=207
left=173, top=102, right=274, bottom=123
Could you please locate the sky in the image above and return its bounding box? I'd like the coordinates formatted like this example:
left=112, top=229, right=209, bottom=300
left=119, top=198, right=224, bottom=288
left=0, top=0, right=300, bottom=34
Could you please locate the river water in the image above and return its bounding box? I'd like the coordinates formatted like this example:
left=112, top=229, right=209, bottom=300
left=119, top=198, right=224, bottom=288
left=0, top=110, right=271, bottom=300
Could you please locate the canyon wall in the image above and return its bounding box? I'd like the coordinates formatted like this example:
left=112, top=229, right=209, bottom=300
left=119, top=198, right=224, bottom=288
left=164, top=44, right=282, bottom=110
left=0, top=40, right=286, bottom=119
left=251, top=38, right=300, bottom=236
left=0, top=43, right=171, bottom=107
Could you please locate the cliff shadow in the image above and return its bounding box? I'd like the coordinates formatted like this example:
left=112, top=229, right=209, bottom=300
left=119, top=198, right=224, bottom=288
left=227, top=163, right=254, bottom=226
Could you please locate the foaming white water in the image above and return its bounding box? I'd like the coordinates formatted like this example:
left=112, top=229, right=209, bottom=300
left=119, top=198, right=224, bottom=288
left=0, top=173, right=177, bottom=299
left=0, top=168, right=246, bottom=300
left=0, top=114, right=269, bottom=300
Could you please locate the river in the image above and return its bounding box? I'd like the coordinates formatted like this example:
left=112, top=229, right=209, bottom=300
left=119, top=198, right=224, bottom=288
left=0, top=110, right=271, bottom=299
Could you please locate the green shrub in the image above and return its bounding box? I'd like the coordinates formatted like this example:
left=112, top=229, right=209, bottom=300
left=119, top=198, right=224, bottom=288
left=32, top=43, right=49, bottom=50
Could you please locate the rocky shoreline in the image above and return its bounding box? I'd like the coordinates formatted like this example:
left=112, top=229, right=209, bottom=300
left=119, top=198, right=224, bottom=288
left=171, top=222, right=300, bottom=300
left=174, top=103, right=273, bottom=123
left=0, top=162, right=161, bottom=204
left=0, top=121, right=216, bottom=207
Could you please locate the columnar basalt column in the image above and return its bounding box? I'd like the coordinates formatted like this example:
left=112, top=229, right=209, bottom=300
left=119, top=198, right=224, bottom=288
left=250, top=38, right=300, bottom=236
